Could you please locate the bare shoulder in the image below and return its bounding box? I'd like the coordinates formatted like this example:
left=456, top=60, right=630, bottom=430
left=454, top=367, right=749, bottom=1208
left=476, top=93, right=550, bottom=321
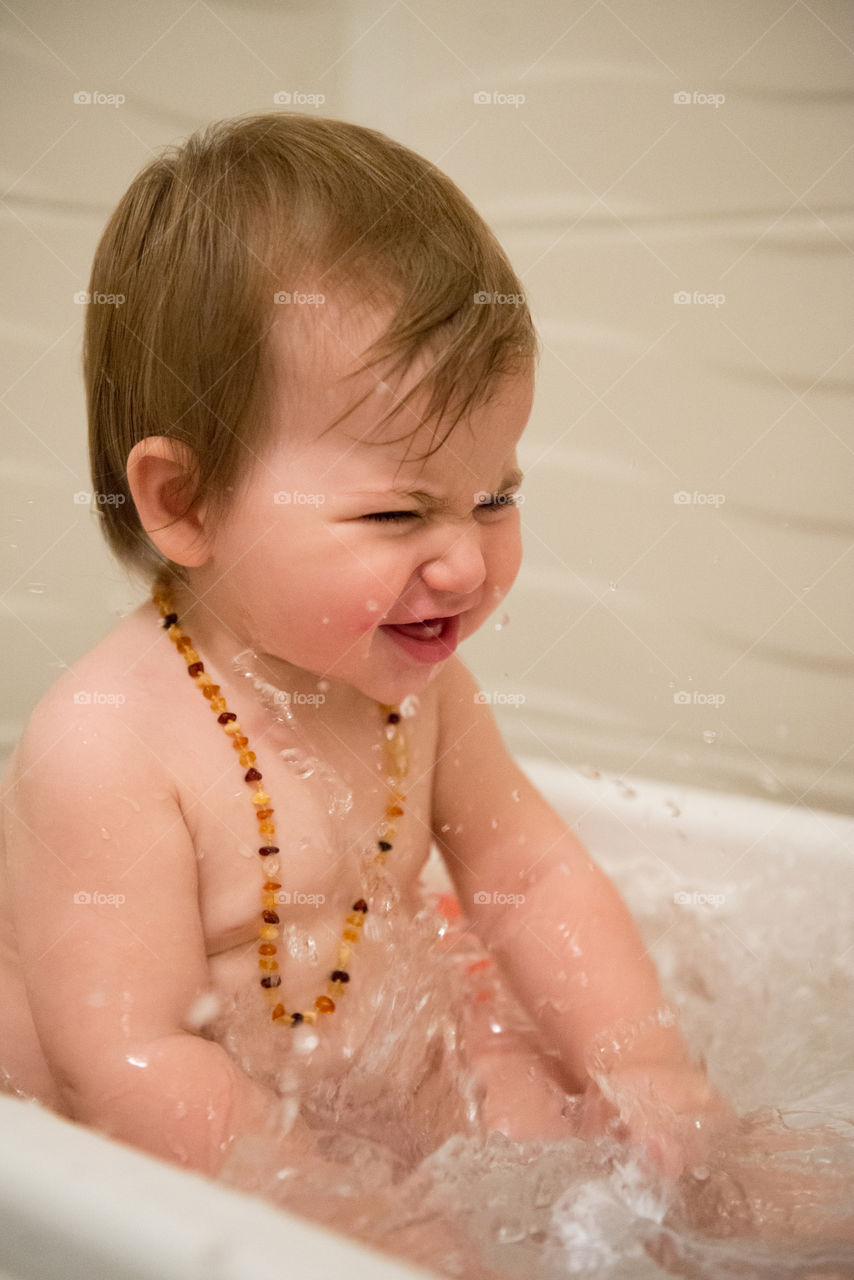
left=433, top=653, right=514, bottom=769
left=5, top=601, right=179, bottom=803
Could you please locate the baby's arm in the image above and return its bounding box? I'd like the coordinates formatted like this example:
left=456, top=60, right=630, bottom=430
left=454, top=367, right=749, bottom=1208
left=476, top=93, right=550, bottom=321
left=5, top=697, right=284, bottom=1176
left=433, top=658, right=731, bottom=1167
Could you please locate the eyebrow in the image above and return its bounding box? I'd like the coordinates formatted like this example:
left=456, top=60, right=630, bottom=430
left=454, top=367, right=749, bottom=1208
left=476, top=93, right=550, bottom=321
left=350, top=469, right=524, bottom=508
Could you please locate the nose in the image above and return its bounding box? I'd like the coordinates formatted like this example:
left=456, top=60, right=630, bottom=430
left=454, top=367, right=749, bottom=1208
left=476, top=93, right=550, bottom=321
left=420, top=521, right=487, bottom=598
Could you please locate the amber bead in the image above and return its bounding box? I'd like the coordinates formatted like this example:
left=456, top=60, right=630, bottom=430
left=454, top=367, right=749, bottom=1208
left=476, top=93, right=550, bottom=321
left=263, top=880, right=282, bottom=891
left=244, top=767, right=262, bottom=782
left=330, top=970, right=350, bottom=983
left=315, top=996, right=335, bottom=1014
left=258, top=958, right=279, bottom=971
left=258, top=823, right=275, bottom=836
left=291, top=1012, right=304, bottom=1025
left=261, top=974, right=281, bottom=988
left=217, top=711, right=237, bottom=724
left=387, top=711, right=400, bottom=724
left=378, top=840, right=392, bottom=852
left=258, top=943, right=277, bottom=956
left=232, top=734, right=248, bottom=750
left=163, top=613, right=178, bottom=628
left=352, top=899, right=368, bottom=913
left=255, top=808, right=274, bottom=821
left=239, top=750, right=256, bottom=766
left=262, top=909, right=280, bottom=924
left=201, top=684, right=220, bottom=700
left=342, top=928, right=359, bottom=944
left=387, top=804, right=404, bottom=817
left=187, top=661, right=204, bottom=677
left=345, top=913, right=365, bottom=928
left=259, top=846, right=279, bottom=857
left=271, top=1004, right=287, bottom=1021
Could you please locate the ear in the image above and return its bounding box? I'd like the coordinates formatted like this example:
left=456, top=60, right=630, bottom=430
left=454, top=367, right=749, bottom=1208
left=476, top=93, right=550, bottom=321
left=126, top=437, right=212, bottom=568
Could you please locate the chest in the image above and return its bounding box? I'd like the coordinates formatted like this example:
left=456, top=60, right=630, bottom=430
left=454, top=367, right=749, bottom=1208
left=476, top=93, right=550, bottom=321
left=170, top=700, right=438, bottom=955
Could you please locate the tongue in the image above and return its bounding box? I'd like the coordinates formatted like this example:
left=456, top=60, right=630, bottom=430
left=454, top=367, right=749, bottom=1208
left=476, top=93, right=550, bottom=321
left=388, top=619, right=443, bottom=639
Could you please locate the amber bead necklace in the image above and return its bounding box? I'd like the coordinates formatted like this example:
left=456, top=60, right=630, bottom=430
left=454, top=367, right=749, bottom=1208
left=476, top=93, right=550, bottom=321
left=152, top=574, right=408, bottom=1028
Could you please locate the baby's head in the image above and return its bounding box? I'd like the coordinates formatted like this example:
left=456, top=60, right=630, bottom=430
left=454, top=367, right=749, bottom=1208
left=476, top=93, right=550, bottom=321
left=85, top=112, right=537, bottom=699
left=86, top=113, right=536, bottom=572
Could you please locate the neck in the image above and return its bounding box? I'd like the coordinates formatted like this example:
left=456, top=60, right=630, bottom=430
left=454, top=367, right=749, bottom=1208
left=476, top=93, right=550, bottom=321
left=161, top=571, right=372, bottom=729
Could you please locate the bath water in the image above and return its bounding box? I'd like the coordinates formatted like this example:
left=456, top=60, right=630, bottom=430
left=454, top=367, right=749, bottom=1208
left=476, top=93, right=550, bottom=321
left=215, top=828, right=854, bottom=1279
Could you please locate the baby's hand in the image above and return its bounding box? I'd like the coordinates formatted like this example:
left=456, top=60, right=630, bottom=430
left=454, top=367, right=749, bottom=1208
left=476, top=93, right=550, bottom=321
left=575, top=1062, right=738, bottom=1180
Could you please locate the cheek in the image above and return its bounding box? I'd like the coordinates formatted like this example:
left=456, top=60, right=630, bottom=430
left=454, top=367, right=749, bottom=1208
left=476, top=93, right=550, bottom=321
left=490, top=520, right=523, bottom=593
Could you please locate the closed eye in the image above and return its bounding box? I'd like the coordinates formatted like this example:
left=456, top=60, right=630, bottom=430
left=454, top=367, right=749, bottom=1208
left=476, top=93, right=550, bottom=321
left=363, top=510, right=419, bottom=523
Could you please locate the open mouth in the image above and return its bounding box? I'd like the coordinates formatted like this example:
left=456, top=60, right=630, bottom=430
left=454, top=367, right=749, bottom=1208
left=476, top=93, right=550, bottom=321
left=380, top=614, right=461, bottom=664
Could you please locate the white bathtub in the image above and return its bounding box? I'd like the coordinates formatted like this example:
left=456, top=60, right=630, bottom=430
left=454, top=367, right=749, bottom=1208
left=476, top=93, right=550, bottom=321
left=1, top=759, right=852, bottom=1280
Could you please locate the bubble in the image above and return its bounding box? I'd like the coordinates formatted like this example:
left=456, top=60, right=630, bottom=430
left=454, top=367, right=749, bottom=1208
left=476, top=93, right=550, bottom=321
left=702, top=729, right=717, bottom=744
left=366, top=599, right=380, bottom=612
left=399, top=694, right=419, bottom=718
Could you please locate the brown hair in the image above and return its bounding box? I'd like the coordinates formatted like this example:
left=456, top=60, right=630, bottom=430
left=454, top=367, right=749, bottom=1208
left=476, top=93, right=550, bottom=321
left=84, top=112, right=538, bottom=581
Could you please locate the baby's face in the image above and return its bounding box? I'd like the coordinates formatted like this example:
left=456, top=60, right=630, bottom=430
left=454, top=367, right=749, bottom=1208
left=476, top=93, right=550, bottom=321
left=199, top=306, right=533, bottom=704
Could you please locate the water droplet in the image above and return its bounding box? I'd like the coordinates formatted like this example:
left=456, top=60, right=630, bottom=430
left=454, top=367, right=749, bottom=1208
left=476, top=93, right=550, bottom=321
left=317, top=679, right=330, bottom=693
left=100, top=827, right=111, bottom=840
left=511, top=789, right=520, bottom=803
left=399, top=694, right=419, bottom=718
left=281, top=748, right=316, bottom=779
left=494, top=612, right=510, bottom=631
left=28, top=583, right=46, bottom=594
left=366, top=599, right=379, bottom=612
left=497, top=1221, right=526, bottom=1244
left=608, top=581, right=617, bottom=591
left=702, top=729, right=717, bottom=744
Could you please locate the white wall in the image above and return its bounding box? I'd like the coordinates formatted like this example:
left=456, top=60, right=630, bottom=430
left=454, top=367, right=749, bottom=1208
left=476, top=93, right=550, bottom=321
left=2, top=0, right=852, bottom=812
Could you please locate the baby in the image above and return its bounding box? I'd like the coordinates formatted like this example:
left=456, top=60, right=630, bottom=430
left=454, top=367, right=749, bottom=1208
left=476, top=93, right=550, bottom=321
left=0, top=112, right=730, bottom=1185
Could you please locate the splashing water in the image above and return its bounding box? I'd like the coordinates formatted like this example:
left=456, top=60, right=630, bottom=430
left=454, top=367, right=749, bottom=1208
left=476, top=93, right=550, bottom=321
left=215, top=845, right=854, bottom=1279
